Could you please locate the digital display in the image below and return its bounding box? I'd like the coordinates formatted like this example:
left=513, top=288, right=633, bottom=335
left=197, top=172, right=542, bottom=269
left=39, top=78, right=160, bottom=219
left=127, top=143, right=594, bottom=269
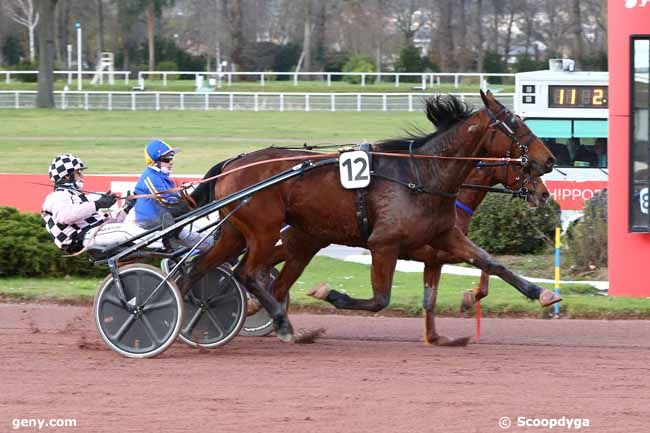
left=548, top=85, right=608, bottom=108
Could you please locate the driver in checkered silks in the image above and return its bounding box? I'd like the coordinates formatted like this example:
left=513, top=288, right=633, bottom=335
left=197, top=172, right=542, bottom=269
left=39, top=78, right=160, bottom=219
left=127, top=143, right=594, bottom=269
left=134, top=140, right=214, bottom=255
left=41, top=154, right=148, bottom=254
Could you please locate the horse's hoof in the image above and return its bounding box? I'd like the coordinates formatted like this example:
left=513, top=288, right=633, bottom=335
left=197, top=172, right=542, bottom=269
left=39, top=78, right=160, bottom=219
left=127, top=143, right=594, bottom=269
left=460, top=290, right=476, bottom=312
left=307, top=282, right=331, bottom=300
left=435, top=336, right=471, bottom=347
left=246, top=298, right=263, bottom=316
left=274, top=316, right=294, bottom=343
left=539, top=289, right=562, bottom=307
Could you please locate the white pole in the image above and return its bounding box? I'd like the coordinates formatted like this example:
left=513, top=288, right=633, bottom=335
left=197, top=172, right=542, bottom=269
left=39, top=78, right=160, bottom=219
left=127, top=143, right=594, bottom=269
left=67, top=44, right=72, bottom=85
left=76, top=23, right=82, bottom=91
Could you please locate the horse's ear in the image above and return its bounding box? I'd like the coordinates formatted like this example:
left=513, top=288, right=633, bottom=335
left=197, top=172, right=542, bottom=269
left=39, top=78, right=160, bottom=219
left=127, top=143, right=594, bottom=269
left=480, top=89, right=489, bottom=107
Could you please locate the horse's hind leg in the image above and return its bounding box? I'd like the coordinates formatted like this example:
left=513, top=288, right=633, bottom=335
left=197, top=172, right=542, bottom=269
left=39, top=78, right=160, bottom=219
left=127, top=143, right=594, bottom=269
left=235, top=225, right=295, bottom=341
left=273, top=227, right=326, bottom=305
left=460, top=271, right=490, bottom=312
left=435, top=228, right=561, bottom=307
left=422, top=262, right=471, bottom=346
left=309, top=245, right=398, bottom=312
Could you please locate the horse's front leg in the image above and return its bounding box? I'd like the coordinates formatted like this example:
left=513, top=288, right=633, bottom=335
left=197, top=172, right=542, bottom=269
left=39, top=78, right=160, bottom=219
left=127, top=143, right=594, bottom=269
left=308, top=245, right=398, bottom=312
left=435, top=228, right=561, bottom=307
left=460, top=271, right=490, bottom=312
left=422, top=261, right=470, bottom=346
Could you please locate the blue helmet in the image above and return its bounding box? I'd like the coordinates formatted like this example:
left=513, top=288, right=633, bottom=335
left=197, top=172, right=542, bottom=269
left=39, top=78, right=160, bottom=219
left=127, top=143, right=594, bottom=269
left=144, top=139, right=180, bottom=165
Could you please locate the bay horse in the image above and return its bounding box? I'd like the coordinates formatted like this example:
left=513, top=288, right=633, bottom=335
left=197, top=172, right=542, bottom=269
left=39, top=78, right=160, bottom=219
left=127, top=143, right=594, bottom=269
left=187, top=90, right=556, bottom=343
left=274, top=163, right=556, bottom=345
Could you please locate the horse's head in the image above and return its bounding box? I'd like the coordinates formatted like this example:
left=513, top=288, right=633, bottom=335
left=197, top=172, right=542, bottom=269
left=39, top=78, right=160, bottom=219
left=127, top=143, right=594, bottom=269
left=478, top=90, right=555, bottom=177
left=468, top=163, right=550, bottom=208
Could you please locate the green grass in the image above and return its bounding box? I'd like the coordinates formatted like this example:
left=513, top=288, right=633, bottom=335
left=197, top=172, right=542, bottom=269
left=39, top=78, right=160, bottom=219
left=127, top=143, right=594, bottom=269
left=0, top=109, right=432, bottom=173
left=0, top=79, right=515, bottom=94
left=0, top=257, right=647, bottom=318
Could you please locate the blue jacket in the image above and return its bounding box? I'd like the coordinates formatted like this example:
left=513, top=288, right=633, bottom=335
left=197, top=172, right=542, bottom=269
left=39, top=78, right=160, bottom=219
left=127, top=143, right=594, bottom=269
left=134, top=166, right=179, bottom=225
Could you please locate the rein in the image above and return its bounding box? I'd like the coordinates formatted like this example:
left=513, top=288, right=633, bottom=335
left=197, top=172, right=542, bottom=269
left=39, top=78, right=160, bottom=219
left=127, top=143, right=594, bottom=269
left=460, top=183, right=529, bottom=199
left=36, top=106, right=534, bottom=204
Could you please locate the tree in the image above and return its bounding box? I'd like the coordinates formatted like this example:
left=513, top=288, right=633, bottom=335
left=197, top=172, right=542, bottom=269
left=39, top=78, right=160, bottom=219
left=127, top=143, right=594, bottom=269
left=475, top=0, right=485, bottom=72
left=437, top=0, right=455, bottom=70
left=97, top=0, right=105, bottom=54
left=391, top=0, right=425, bottom=46
left=36, top=0, right=59, bottom=108
left=3, top=0, right=40, bottom=62
left=132, top=0, right=174, bottom=71
left=570, top=0, right=583, bottom=68
left=298, top=0, right=312, bottom=72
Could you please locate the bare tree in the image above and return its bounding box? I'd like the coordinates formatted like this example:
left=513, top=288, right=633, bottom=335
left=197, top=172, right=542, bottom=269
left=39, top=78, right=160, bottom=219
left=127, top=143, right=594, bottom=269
left=391, top=0, right=425, bottom=46
left=455, top=0, right=470, bottom=71
left=97, top=0, right=105, bottom=54
left=570, top=0, right=583, bottom=66
left=517, top=0, right=538, bottom=58
left=538, top=0, right=570, bottom=58
left=437, top=0, right=455, bottom=70
left=475, top=0, right=484, bottom=72
left=37, top=0, right=58, bottom=108
left=298, top=0, right=312, bottom=72
left=502, top=0, right=516, bottom=63
left=3, top=0, right=40, bottom=62
left=489, top=0, right=502, bottom=56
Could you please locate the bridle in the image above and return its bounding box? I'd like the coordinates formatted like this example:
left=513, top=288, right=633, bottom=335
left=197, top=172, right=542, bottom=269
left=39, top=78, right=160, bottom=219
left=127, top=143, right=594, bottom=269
left=469, top=106, right=539, bottom=200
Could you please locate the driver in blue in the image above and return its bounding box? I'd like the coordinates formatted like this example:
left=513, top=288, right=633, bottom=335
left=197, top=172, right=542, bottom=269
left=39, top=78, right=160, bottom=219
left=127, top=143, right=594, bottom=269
left=134, top=140, right=213, bottom=270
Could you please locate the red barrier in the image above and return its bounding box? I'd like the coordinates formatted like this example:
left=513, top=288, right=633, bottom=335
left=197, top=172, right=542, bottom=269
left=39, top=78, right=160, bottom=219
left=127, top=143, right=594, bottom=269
left=1, top=173, right=608, bottom=214
left=544, top=180, right=608, bottom=210
left=0, top=174, right=201, bottom=213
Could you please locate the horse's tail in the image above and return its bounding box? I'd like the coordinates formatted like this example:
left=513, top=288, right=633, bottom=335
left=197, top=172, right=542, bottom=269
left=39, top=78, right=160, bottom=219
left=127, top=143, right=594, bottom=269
left=190, top=159, right=231, bottom=207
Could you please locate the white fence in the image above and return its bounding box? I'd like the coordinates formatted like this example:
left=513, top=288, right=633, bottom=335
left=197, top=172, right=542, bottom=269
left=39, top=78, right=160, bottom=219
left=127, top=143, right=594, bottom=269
left=1, top=70, right=131, bottom=85
left=137, top=71, right=515, bottom=89
left=0, top=69, right=514, bottom=89
left=0, top=91, right=514, bottom=112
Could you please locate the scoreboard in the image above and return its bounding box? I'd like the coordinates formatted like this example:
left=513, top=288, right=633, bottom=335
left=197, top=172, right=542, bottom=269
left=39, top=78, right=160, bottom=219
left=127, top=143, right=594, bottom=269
left=514, top=70, right=609, bottom=119
left=547, top=85, right=608, bottom=108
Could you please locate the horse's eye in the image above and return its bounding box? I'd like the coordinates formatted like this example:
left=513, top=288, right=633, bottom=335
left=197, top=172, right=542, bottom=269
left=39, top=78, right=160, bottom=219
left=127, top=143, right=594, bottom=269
left=507, top=115, right=519, bottom=131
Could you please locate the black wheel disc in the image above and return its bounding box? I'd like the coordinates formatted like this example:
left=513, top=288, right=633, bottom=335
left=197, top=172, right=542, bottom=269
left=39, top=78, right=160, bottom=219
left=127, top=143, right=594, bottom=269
left=178, top=265, right=246, bottom=348
left=94, top=264, right=182, bottom=358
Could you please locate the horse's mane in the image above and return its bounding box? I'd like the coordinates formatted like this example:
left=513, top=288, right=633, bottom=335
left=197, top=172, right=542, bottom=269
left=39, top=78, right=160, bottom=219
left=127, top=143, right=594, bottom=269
left=375, top=94, right=475, bottom=152
left=190, top=159, right=231, bottom=207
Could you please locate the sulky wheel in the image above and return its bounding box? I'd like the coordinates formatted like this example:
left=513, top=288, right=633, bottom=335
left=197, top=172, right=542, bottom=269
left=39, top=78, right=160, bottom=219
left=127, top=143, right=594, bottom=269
left=178, top=265, right=247, bottom=348
left=94, top=264, right=183, bottom=359
left=240, top=268, right=289, bottom=337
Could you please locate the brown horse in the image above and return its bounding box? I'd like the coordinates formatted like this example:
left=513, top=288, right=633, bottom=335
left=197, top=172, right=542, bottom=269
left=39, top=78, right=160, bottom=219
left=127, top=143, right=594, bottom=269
left=275, top=163, right=556, bottom=345
left=187, top=91, right=556, bottom=343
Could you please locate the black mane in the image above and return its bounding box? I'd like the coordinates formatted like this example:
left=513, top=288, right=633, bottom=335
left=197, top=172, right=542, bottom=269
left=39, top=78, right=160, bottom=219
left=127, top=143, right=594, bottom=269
left=375, top=94, right=475, bottom=152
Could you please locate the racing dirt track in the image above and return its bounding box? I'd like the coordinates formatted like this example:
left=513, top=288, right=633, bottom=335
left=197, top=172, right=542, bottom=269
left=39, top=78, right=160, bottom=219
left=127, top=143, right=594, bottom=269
left=1, top=303, right=649, bottom=433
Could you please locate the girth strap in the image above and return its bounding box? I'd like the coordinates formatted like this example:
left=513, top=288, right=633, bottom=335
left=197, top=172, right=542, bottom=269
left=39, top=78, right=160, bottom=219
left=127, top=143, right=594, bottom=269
left=356, top=188, right=371, bottom=245
left=355, top=142, right=373, bottom=245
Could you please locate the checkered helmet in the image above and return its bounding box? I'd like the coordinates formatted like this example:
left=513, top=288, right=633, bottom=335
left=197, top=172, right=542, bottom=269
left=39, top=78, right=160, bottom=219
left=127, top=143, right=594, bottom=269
left=48, top=154, right=87, bottom=184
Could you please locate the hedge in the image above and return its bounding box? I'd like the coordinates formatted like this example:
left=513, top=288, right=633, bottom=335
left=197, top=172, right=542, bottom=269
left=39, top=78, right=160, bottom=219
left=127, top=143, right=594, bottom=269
left=468, top=194, right=561, bottom=254
left=0, top=207, right=104, bottom=277
left=565, top=189, right=608, bottom=269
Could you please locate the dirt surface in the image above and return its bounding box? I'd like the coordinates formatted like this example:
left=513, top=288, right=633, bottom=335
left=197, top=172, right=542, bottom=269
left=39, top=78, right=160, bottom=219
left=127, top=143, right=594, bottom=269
left=1, top=303, right=649, bottom=433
